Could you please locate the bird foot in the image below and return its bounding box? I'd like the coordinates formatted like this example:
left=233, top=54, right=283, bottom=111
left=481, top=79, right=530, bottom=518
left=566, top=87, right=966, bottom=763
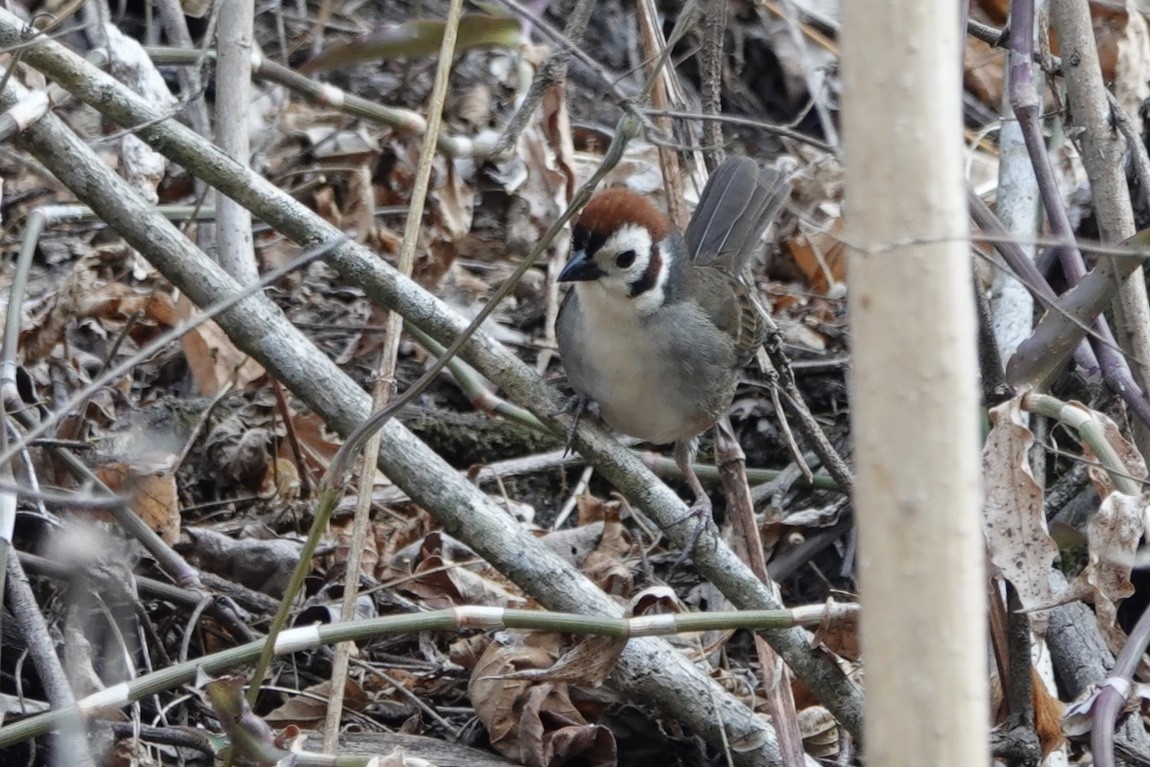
left=669, top=493, right=716, bottom=569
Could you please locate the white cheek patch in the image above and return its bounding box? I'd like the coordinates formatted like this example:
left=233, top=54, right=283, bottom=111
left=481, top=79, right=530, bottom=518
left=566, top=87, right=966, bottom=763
left=598, top=225, right=668, bottom=316
left=630, top=246, right=670, bottom=315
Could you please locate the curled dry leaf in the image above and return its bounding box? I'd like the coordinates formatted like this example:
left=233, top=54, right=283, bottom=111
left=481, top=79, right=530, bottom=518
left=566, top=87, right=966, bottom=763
left=1080, top=404, right=1148, bottom=497
left=448, top=633, right=490, bottom=671
left=313, top=185, right=342, bottom=229
left=375, top=508, right=438, bottom=580
left=63, top=621, right=108, bottom=700
left=204, top=420, right=271, bottom=493
left=581, top=551, right=633, bottom=597
left=500, top=634, right=626, bottom=689
left=345, top=164, right=379, bottom=243
left=1061, top=685, right=1099, bottom=737
left=558, top=496, right=634, bottom=596
left=286, top=410, right=344, bottom=475
left=540, top=76, right=576, bottom=201
left=627, top=586, right=683, bottom=616
left=1070, top=492, right=1145, bottom=651
left=259, top=457, right=301, bottom=501
left=779, top=500, right=846, bottom=528
left=405, top=533, right=527, bottom=609
left=1060, top=402, right=1149, bottom=646
left=981, top=397, right=1059, bottom=636
left=468, top=633, right=617, bottom=767
left=373, top=747, right=421, bottom=767
left=422, top=158, right=475, bottom=285
left=538, top=521, right=605, bottom=566
left=180, top=527, right=303, bottom=597
left=103, top=737, right=159, bottom=767
left=295, top=591, right=377, bottom=627
left=328, top=511, right=382, bottom=579
left=264, top=678, right=371, bottom=729
left=93, top=453, right=180, bottom=544
left=456, top=82, right=494, bottom=130
left=120, top=135, right=167, bottom=205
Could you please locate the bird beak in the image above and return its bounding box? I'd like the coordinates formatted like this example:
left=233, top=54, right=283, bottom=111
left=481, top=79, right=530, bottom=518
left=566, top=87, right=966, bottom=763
left=558, top=249, right=604, bottom=282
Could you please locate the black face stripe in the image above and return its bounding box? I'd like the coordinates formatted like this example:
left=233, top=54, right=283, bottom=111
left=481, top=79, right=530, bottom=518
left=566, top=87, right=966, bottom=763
left=572, top=225, right=606, bottom=258
left=627, top=244, right=662, bottom=297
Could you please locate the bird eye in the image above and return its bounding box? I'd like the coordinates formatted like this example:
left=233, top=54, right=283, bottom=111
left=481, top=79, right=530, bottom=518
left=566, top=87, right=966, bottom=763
left=616, top=250, right=637, bottom=269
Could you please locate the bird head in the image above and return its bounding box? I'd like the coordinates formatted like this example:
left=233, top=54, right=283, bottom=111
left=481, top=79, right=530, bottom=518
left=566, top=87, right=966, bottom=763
left=559, top=188, right=677, bottom=315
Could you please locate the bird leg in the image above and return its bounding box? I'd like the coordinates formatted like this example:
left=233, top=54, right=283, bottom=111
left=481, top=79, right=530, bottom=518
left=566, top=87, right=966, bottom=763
left=560, top=395, right=599, bottom=456
left=674, top=437, right=712, bottom=515
left=668, top=437, right=716, bottom=564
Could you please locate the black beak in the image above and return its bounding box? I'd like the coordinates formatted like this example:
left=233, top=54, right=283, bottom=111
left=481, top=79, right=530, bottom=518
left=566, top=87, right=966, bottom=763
left=558, top=249, right=604, bottom=282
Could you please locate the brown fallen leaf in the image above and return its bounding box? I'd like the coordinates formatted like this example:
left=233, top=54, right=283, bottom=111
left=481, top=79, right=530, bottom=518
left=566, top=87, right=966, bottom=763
left=264, top=678, right=371, bottom=729
left=94, top=453, right=180, bottom=544
left=468, top=633, right=617, bottom=767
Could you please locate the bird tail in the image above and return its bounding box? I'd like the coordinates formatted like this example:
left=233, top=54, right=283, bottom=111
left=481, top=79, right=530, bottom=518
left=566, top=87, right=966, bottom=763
left=683, top=156, right=790, bottom=271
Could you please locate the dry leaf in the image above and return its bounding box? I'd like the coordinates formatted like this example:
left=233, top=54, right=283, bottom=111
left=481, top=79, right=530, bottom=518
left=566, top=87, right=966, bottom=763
left=179, top=297, right=266, bottom=395
left=260, top=457, right=301, bottom=501
left=203, top=418, right=271, bottom=492
left=102, top=738, right=161, bottom=767
left=404, top=533, right=526, bottom=608
left=1033, top=667, right=1068, bottom=757
left=964, top=33, right=1006, bottom=108
left=103, top=24, right=173, bottom=203
left=181, top=528, right=303, bottom=597
left=538, top=522, right=605, bottom=566
left=344, top=163, right=378, bottom=242
left=502, top=635, right=626, bottom=688
left=330, top=511, right=382, bottom=579
left=264, top=678, right=371, bottom=728
left=981, top=398, right=1059, bottom=636
left=1080, top=404, right=1149, bottom=497
left=94, top=453, right=180, bottom=544
left=468, top=633, right=617, bottom=767
left=1069, top=492, right=1145, bottom=649
left=784, top=218, right=846, bottom=294
left=420, top=157, right=475, bottom=285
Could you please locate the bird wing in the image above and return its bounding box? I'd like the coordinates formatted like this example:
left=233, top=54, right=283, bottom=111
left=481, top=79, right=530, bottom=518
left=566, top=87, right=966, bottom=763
left=687, top=266, right=768, bottom=366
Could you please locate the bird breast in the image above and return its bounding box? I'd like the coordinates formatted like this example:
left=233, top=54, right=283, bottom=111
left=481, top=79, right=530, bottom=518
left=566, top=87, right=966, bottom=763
left=557, top=283, right=739, bottom=445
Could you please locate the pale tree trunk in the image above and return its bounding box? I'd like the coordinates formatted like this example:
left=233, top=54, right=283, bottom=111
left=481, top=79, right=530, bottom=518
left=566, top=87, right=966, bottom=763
left=842, top=2, right=988, bottom=765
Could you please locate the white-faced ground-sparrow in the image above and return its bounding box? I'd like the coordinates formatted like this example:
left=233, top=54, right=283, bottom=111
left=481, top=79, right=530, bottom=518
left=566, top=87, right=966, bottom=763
left=556, top=157, right=790, bottom=516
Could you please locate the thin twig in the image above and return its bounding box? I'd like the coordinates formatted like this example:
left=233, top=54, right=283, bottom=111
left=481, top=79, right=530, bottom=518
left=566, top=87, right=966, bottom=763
left=321, top=0, right=466, bottom=745
left=493, top=0, right=594, bottom=157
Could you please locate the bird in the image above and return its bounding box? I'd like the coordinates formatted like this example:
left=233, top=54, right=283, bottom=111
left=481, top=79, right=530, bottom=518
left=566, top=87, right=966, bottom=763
left=556, top=156, right=791, bottom=519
